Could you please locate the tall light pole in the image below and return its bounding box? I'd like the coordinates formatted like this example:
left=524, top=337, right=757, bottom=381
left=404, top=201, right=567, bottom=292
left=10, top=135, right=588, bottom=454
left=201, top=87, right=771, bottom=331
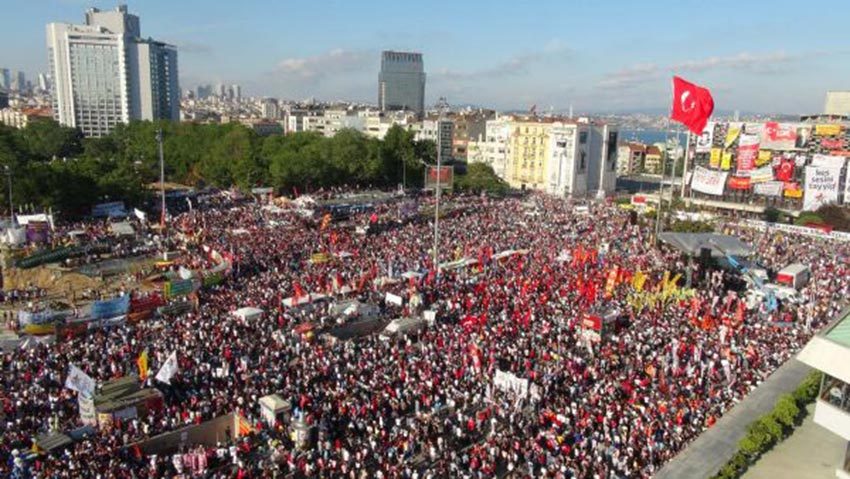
left=432, top=97, right=449, bottom=274
left=156, top=129, right=166, bottom=234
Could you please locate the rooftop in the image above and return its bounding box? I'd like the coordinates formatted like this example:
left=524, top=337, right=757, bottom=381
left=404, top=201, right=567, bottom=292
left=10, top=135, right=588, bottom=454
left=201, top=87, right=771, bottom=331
left=825, top=310, right=850, bottom=348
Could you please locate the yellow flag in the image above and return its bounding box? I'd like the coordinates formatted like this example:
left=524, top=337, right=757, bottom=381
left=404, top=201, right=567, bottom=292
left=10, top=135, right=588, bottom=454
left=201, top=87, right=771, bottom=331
left=721, top=152, right=732, bottom=170
left=633, top=271, right=647, bottom=292
left=709, top=148, right=721, bottom=168
left=137, top=350, right=149, bottom=381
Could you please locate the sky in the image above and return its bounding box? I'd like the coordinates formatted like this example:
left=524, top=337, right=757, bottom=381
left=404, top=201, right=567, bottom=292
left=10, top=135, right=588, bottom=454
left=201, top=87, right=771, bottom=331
left=3, top=0, right=849, bottom=114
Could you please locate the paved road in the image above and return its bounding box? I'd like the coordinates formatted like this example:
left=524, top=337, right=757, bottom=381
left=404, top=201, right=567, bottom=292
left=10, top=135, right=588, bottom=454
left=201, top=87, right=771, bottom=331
left=654, top=358, right=813, bottom=479
left=742, top=403, right=845, bottom=479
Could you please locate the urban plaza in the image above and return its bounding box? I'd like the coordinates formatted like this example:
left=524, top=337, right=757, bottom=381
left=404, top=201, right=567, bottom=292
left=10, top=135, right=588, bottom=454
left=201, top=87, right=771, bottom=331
left=3, top=3, right=850, bottom=479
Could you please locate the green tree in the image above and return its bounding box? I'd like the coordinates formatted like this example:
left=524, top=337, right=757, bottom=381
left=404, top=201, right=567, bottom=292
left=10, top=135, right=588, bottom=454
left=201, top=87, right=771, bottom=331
left=455, top=162, right=510, bottom=194
left=19, top=118, right=83, bottom=161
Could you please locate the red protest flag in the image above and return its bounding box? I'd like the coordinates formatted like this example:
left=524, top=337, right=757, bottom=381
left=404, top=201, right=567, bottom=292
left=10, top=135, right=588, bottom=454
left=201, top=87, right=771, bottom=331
left=671, top=76, right=714, bottom=135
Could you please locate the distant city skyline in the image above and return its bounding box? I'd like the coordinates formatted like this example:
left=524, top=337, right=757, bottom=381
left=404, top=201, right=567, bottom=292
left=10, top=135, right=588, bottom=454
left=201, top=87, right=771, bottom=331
left=3, top=0, right=850, bottom=114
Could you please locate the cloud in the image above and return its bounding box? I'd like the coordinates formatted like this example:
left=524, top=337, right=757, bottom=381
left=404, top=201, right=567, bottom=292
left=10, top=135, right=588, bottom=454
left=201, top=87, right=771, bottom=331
left=597, top=63, right=660, bottom=90
left=671, top=51, right=795, bottom=74
left=273, top=49, right=372, bottom=81
left=433, top=43, right=570, bottom=81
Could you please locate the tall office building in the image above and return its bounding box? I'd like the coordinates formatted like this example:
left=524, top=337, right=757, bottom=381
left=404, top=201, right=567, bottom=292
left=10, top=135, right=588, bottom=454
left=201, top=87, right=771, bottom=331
left=231, top=84, right=242, bottom=102
left=378, top=51, right=425, bottom=116
left=11, top=71, right=26, bottom=92
left=0, top=69, right=9, bottom=90
left=46, top=5, right=179, bottom=137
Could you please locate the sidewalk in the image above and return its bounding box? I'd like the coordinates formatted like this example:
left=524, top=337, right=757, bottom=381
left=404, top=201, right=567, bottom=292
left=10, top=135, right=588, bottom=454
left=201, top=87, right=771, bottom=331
left=742, top=403, right=844, bottom=479
left=654, top=358, right=812, bottom=479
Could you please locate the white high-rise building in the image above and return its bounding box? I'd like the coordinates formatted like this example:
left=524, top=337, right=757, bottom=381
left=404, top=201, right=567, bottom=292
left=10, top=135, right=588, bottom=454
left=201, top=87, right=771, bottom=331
left=46, top=5, right=179, bottom=137
left=261, top=98, right=279, bottom=120
left=231, top=84, right=242, bottom=102
left=0, top=69, right=9, bottom=90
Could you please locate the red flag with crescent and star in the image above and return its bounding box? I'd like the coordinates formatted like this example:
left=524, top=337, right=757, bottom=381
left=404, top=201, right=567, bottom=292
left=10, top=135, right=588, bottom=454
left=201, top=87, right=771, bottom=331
left=671, top=76, right=714, bottom=135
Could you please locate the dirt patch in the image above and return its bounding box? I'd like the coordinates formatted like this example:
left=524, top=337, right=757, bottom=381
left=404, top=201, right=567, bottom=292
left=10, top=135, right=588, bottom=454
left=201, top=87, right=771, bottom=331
left=3, top=266, right=101, bottom=294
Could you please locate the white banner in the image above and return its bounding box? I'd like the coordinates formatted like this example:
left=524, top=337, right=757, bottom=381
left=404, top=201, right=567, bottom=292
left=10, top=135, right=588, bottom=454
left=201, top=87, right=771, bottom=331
left=753, top=181, right=783, bottom=197
left=695, top=123, right=714, bottom=153
left=690, top=166, right=728, bottom=196
left=155, top=351, right=178, bottom=385
left=811, top=154, right=846, bottom=169
left=65, top=364, right=96, bottom=398
left=749, top=165, right=774, bottom=184
left=133, top=208, right=147, bottom=222
left=803, top=165, right=842, bottom=211
left=493, top=370, right=529, bottom=397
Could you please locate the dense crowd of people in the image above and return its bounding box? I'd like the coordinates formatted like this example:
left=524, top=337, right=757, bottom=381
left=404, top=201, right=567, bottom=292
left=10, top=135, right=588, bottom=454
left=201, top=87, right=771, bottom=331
left=2, top=190, right=849, bottom=478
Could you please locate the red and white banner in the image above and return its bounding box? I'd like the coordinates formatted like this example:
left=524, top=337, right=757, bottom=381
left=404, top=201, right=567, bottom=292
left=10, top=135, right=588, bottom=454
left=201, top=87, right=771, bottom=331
left=761, top=122, right=796, bottom=150
left=727, top=176, right=751, bottom=190
left=736, top=133, right=759, bottom=172
left=690, top=166, right=728, bottom=196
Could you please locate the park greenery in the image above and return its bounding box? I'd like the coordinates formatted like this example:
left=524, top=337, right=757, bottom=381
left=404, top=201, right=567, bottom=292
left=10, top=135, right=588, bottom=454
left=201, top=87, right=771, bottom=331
left=709, top=371, right=822, bottom=479
left=0, top=119, right=508, bottom=217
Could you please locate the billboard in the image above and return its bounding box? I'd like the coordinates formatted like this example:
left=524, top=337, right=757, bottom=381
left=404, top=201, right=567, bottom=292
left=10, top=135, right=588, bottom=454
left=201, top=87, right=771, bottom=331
left=425, top=166, right=453, bottom=190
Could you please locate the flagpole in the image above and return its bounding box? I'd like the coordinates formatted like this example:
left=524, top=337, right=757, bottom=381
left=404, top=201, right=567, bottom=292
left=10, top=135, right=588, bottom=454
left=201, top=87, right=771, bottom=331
left=681, top=129, right=691, bottom=200
left=654, top=78, right=675, bottom=247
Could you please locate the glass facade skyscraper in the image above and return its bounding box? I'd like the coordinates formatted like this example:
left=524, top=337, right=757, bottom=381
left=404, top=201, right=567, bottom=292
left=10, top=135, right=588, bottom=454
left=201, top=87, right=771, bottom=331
left=378, top=51, right=425, bottom=117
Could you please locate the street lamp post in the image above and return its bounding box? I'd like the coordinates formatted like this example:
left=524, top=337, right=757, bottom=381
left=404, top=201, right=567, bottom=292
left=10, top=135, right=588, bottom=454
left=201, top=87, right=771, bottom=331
left=4, top=165, right=12, bottom=226
left=156, top=129, right=166, bottom=231
left=432, top=97, right=449, bottom=275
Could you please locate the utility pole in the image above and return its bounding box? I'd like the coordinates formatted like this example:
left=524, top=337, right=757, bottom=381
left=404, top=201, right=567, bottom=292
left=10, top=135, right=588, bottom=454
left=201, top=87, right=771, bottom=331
left=433, top=97, right=449, bottom=275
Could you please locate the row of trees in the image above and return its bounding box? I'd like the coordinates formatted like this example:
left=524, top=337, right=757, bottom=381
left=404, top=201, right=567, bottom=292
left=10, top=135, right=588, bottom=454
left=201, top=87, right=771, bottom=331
left=0, top=119, right=509, bottom=217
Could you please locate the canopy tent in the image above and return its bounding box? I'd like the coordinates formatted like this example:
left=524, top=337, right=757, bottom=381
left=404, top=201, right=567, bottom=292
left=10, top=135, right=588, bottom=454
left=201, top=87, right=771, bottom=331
left=658, top=232, right=753, bottom=257
left=233, top=307, right=264, bottom=321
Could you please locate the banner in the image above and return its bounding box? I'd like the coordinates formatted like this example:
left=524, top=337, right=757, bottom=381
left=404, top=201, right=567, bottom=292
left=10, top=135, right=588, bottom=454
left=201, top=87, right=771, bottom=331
left=691, top=166, right=728, bottom=196
left=754, top=181, right=783, bottom=197
left=164, top=279, right=196, bottom=299
left=26, top=221, right=50, bottom=244
left=493, top=370, right=529, bottom=397
left=695, top=123, right=714, bottom=153
left=749, top=165, right=774, bottom=184
left=784, top=182, right=803, bottom=198
left=133, top=208, right=147, bottom=222
left=795, top=126, right=812, bottom=148
left=425, top=166, right=453, bottom=190
left=756, top=150, right=772, bottom=167
left=709, top=148, right=722, bottom=168
left=155, top=351, right=178, bottom=385
left=815, top=124, right=842, bottom=136
left=724, top=124, right=741, bottom=148
left=90, top=295, right=131, bottom=320
left=728, top=176, right=751, bottom=190
left=776, top=159, right=796, bottom=182
left=803, top=165, right=842, bottom=211
left=721, top=152, right=732, bottom=170
left=745, top=122, right=764, bottom=136
left=821, top=137, right=845, bottom=151
left=737, top=133, right=759, bottom=172
left=761, top=122, right=797, bottom=150
left=78, top=395, right=97, bottom=426
left=65, top=364, right=96, bottom=398
left=811, top=154, right=846, bottom=169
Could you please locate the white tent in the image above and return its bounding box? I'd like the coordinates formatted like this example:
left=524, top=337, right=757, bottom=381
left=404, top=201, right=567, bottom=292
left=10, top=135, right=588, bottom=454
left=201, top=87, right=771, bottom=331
left=233, top=307, right=264, bottom=321
left=258, top=394, right=288, bottom=426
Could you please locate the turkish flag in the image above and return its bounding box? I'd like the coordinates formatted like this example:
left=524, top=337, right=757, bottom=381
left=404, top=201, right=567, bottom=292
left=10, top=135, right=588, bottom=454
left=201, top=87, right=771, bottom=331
left=671, top=76, right=714, bottom=135
left=775, top=159, right=795, bottom=182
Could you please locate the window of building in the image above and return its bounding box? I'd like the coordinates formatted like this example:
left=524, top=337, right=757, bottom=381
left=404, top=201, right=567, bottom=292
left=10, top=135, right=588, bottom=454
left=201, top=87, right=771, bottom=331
left=579, top=131, right=588, bottom=144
